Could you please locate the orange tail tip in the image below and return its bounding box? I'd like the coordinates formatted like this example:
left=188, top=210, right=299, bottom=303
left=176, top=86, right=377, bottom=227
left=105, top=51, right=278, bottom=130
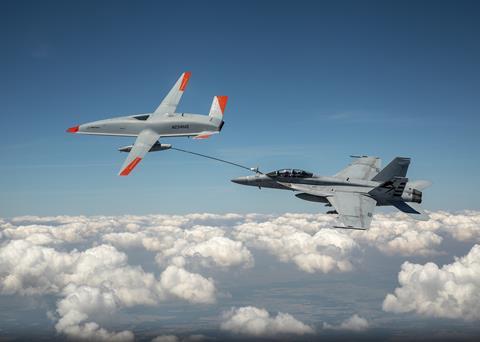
left=119, top=157, right=142, bottom=176
left=179, top=72, right=192, bottom=91
left=67, top=125, right=79, bottom=133
left=216, top=96, right=228, bottom=114
left=209, top=96, right=228, bottom=119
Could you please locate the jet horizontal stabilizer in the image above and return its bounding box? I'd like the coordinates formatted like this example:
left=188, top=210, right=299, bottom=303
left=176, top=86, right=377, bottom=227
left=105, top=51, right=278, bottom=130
left=391, top=201, right=429, bottom=221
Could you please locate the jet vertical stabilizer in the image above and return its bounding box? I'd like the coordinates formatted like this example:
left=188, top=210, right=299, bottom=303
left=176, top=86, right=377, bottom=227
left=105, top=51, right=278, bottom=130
left=371, top=157, right=410, bottom=182
left=209, top=96, right=228, bottom=130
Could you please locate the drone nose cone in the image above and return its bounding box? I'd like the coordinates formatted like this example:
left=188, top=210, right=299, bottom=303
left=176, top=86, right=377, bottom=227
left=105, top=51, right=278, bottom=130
left=231, top=176, right=249, bottom=185
left=66, top=125, right=79, bottom=133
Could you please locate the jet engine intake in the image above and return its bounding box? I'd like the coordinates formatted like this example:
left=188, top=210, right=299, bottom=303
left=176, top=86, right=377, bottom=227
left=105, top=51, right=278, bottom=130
left=119, top=142, right=172, bottom=153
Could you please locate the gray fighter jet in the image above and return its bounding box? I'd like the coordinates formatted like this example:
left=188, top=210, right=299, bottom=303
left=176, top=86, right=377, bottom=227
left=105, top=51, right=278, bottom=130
left=67, top=72, right=228, bottom=176
left=232, top=156, right=431, bottom=229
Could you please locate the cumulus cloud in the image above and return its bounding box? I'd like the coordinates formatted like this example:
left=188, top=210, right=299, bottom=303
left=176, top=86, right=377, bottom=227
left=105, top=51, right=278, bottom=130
left=231, top=211, right=479, bottom=268
left=220, top=306, right=314, bottom=336
left=0, top=215, right=141, bottom=246
left=2, top=214, right=255, bottom=340
left=55, top=285, right=134, bottom=341
left=233, top=211, right=480, bottom=259
left=160, top=265, right=215, bottom=304
left=383, top=244, right=480, bottom=320
left=0, top=240, right=216, bottom=340
left=350, top=213, right=444, bottom=256
left=353, top=211, right=480, bottom=256
left=430, top=211, right=480, bottom=242
left=233, top=215, right=359, bottom=273
left=323, top=314, right=369, bottom=331
left=104, top=225, right=253, bottom=270
left=0, top=214, right=254, bottom=269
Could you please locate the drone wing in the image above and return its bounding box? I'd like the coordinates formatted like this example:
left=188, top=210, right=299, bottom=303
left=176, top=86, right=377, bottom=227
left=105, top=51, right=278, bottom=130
left=118, top=129, right=160, bottom=176
left=150, top=72, right=191, bottom=118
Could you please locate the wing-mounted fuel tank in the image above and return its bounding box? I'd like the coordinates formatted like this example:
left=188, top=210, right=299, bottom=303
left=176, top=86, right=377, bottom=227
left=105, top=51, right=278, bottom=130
left=119, top=142, right=172, bottom=153
left=295, top=193, right=329, bottom=203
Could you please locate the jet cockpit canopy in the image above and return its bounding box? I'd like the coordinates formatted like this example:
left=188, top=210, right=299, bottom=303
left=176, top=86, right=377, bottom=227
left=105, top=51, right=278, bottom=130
left=266, top=169, right=313, bottom=178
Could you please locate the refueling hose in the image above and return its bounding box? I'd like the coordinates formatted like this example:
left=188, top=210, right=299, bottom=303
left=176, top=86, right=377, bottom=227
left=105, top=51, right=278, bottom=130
left=170, top=147, right=262, bottom=174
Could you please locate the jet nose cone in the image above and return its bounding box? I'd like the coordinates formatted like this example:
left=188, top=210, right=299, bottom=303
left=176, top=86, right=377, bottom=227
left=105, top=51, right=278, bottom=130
left=66, top=125, right=79, bottom=133
left=231, top=176, right=249, bottom=185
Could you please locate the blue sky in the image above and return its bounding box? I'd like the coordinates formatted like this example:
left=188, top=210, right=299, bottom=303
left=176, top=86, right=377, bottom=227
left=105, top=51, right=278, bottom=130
left=1, top=0, right=480, bottom=216
left=2, top=3, right=480, bottom=341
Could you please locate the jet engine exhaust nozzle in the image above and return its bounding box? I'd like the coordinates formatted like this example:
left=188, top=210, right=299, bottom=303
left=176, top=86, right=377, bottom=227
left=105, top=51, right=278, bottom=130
left=401, top=189, right=422, bottom=203
left=412, top=189, right=422, bottom=203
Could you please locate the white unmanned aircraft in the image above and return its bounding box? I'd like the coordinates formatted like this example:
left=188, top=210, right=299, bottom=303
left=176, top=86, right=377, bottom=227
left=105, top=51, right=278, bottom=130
left=67, top=72, right=227, bottom=176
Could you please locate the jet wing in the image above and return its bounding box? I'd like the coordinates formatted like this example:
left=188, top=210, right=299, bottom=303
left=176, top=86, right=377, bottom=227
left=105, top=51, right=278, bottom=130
left=277, top=182, right=332, bottom=197
left=327, top=192, right=377, bottom=229
left=150, top=72, right=191, bottom=118
left=334, top=156, right=381, bottom=180
left=118, top=129, right=160, bottom=176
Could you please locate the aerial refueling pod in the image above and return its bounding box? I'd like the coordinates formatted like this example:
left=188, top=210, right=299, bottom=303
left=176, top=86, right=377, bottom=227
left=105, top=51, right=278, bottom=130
left=119, top=142, right=172, bottom=153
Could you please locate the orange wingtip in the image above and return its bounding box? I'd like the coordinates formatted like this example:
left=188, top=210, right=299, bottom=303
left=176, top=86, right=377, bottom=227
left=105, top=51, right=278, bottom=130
left=216, top=96, right=228, bottom=114
left=119, top=157, right=142, bottom=176
left=179, top=72, right=191, bottom=91
left=66, top=125, right=79, bottom=133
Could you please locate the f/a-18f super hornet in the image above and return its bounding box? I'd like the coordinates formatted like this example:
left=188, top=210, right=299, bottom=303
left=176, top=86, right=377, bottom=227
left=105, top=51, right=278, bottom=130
left=232, top=156, right=431, bottom=229
left=66, top=72, right=228, bottom=176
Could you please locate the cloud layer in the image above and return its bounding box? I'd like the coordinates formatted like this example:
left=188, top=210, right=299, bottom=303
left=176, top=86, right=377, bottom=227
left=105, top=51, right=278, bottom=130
left=1, top=211, right=480, bottom=339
